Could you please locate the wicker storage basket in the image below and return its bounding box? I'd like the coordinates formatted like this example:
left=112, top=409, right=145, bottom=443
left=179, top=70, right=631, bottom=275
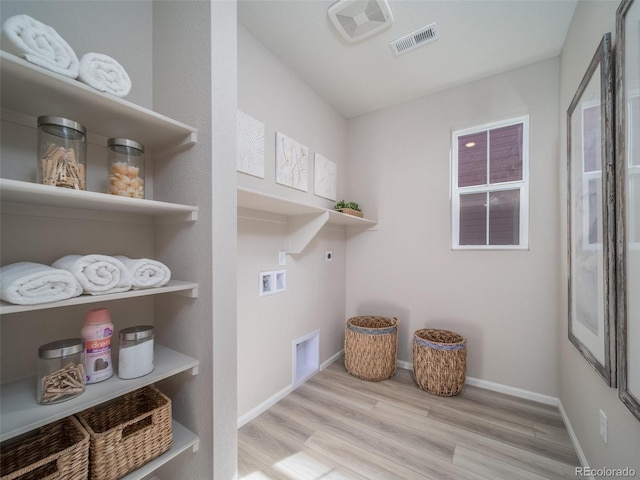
left=76, top=385, right=172, bottom=480
left=0, top=416, right=89, bottom=480
left=413, top=329, right=466, bottom=396
left=344, top=316, right=398, bottom=381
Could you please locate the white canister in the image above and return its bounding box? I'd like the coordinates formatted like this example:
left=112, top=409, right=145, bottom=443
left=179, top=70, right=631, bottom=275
left=118, top=326, right=154, bottom=379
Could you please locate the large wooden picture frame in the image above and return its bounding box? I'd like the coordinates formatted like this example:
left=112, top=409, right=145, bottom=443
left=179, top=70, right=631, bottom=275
left=616, top=0, right=640, bottom=420
left=567, top=33, right=616, bottom=387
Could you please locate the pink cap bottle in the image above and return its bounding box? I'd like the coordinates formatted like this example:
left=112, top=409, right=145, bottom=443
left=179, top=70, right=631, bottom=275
left=81, top=307, right=114, bottom=384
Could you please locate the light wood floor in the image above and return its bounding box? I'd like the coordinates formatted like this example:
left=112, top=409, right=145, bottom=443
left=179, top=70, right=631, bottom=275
left=238, top=361, right=581, bottom=480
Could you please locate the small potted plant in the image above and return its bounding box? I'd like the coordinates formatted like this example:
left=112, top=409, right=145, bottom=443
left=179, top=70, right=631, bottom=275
left=334, top=200, right=363, bottom=218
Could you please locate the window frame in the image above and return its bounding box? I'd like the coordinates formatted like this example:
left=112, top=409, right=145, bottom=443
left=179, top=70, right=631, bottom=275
left=451, top=115, right=530, bottom=250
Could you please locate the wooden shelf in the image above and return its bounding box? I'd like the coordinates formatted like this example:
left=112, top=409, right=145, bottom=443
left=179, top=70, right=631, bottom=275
left=0, top=179, right=198, bottom=219
left=0, top=280, right=198, bottom=315
left=0, top=52, right=197, bottom=150
left=0, top=345, right=199, bottom=442
left=237, top=187, right=376, bottom=254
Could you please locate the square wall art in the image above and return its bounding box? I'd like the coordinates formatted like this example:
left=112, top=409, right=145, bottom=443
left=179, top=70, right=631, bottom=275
left=237, top=110, right=265, bottom=178
left=276, top=132, right=308, bottom=191
left=314, top=153, right=337, bottom=201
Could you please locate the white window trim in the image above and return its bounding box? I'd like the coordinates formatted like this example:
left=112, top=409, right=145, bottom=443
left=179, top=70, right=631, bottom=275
left=451, top=115, right=530, bottom=250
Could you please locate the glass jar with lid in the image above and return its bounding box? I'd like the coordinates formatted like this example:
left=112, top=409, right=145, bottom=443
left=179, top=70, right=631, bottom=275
left=37, top=116, right=87, bottom=190
left=118, top=325, right=154, bottom=379
left=107, top=138, right=145, bottom=198
left=37, top=338, right=86, bottom=405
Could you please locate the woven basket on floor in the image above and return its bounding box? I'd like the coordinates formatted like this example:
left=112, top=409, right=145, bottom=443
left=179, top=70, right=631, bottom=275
left=0, top=416, right=89, bottom=480
left=413, top=328, right=466, bottom=396
left=345, top=316, right=398, bottom=381
left=76, top=385, right=172, bottom=480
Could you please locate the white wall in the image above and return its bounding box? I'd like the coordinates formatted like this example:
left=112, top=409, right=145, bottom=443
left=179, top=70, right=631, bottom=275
left=558, top=0, right=640, bottom=473
left=237, top=25, right=349, bottom=418
left=346, top=58, right=562, bottom=396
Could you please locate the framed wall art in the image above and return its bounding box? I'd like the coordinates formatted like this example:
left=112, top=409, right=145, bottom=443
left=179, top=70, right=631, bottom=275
left=237, top=110, right=265, bottom=178
left=276, top=132, right=308, bottom=192
left=615, top=0, right=640, bottom=420
left=313, top=153, right=337, bottom=201
left=567, top=32, right=616, bottom=386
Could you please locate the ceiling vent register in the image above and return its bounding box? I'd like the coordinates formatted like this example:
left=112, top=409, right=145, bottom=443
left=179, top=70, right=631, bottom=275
left=390, top=23, right=439, bottom=56
left=328, top=0, right=393, bottom=43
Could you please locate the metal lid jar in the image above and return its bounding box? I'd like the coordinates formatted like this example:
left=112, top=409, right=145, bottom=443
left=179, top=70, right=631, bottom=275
left=107, top=138, right=145, bottom=199
left=118, top=325, right=154, bottom=379
left=37, top=116, right=87, bottom=190
left=37, top=338, right=86, bottom=405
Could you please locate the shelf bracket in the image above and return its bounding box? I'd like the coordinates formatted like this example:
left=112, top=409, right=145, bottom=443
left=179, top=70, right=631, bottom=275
left=287, top=211, right=330, bottom=254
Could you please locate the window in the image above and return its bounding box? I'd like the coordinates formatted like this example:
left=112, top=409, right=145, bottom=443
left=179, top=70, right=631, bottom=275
left=451, top=116, right=529, bottom=249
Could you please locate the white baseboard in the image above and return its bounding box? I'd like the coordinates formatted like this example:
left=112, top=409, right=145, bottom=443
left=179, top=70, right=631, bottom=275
left=321, top=348, right=344, bottom=370
left=557, top=399, right=594, bottom=480
left=237, top=350, right=344, bottom=429
left=237, top=382, right=294, bottom=429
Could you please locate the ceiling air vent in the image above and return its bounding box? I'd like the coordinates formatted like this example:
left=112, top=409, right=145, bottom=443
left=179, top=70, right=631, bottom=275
left=390, top=23, right=439, bottom=56
left=328, top=0, right=393, bottom=43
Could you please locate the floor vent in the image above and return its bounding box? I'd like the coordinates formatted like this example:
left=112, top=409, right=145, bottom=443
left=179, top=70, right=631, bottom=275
left=390, top=23, right=439, bottom=56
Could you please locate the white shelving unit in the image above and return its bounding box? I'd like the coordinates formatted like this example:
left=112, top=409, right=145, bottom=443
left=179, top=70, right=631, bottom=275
left=0, top=280, right=198, bottom=315
left=0, top=345, right=198, bottom=442
left=237, top=186, right=377, bottom=254
left=0, top=50, right=201, bottom=478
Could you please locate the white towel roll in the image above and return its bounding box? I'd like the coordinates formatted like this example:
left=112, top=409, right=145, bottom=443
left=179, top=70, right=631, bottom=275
left=115, top=256, right=171, bottom=289
left=52, top=254, right=132, bottom=295
left=0, top=262, right=82, bottom=305
left=1, top=14, right=79, bottom=78
left=78, top=52, right=131, bottom=97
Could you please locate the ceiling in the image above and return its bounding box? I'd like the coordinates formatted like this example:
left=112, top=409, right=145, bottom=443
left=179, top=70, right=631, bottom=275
left=238, top=0, right=578, bottom=118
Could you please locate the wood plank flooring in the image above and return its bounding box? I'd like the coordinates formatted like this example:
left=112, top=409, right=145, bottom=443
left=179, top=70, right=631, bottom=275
left=238, top=361, right=581, bottom=480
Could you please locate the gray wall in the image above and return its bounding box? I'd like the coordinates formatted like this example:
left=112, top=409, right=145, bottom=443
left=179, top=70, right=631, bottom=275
left=558, top=0, right=640, bottom=474
left=346, top=57, right=562, bottom=396
left=237, top=25, right=349, bottom=419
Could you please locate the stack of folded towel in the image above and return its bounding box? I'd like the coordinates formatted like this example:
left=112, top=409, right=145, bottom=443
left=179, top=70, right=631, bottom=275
left=1, top=14, right=132, bottom=97
left=0, top=262, right=82, bottom=305
left=1, top=255, right=171, bottom=305
left=115, top=256, right=171, bottom=290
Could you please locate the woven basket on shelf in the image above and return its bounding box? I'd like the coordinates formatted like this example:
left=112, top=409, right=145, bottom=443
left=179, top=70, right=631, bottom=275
left=335, top=208, right=363, bottom=218
left=76, top=385, right=172, bottom=480
left=0, top=416, right=89, bottom=480
left=413, top=329, right=466, bottom=396
left=344, top=316, right=398, bottom=381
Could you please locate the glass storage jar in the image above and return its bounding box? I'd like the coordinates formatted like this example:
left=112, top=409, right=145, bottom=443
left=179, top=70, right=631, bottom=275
left=118, top=325, right=154, bottom=379
left=37, top=116, right=87, bottom=190
left=37, top=338, right=86, bottom=405
left=107, top=138, right=145, bottom=198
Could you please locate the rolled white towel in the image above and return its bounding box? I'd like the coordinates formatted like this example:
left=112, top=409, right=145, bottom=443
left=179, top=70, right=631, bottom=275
left=115, top=256, right=171, bottom=289
left=1, top=14, right=79, bottom=78
left=78, top=52, right=131, bottom=97
left=52, top=254, right=132, bottom=295
left=0, top=262, right=82, bottom=305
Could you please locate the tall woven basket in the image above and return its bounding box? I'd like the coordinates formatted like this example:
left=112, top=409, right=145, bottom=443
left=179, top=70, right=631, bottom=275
left=345, top=316, right=398, bottom=381
left=413, top=329, right=466, bottom=396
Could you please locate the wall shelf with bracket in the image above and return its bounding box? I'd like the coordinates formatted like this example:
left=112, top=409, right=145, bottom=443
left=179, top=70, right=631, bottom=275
left=237, top=187, right=377, bottom=254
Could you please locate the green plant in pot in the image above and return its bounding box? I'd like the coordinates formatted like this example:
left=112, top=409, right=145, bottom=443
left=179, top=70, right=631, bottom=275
left=334, top=200, right=362, bottom=217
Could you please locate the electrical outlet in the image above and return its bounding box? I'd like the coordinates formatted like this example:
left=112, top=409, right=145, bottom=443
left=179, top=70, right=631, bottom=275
left=278, top=250, right=286, bottom=266
left=599, top=409, right=608, bottom=443
left=326, top=250, right=333, bottom=262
